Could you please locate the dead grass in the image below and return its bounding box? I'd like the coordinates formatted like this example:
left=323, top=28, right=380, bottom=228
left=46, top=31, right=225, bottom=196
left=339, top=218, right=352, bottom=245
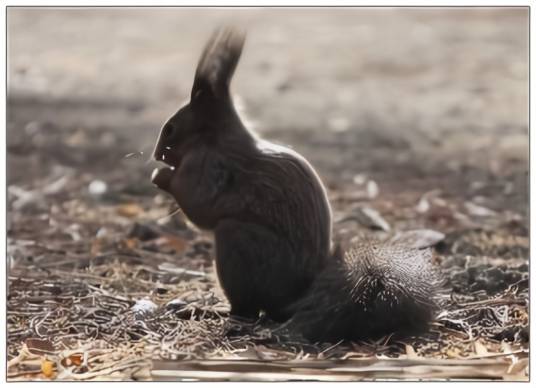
left=7, top=194, right=529, bottom=380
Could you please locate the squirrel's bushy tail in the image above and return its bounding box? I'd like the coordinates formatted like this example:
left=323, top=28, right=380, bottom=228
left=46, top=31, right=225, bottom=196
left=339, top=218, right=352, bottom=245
left=287, top=237, right=444, bottom=342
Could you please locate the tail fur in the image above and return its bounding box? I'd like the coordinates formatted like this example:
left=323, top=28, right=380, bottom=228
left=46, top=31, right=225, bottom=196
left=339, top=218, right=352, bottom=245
left=287, top=238, right=444, bottom=342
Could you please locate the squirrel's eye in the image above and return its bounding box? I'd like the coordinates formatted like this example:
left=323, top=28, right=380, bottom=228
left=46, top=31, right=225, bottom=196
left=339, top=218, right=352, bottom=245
left=163, top=123, right=174, bottom=138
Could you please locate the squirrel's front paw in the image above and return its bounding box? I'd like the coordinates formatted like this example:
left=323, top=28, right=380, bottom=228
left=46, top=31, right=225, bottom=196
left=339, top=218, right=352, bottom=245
left=151, top=166, right=175, bottom=191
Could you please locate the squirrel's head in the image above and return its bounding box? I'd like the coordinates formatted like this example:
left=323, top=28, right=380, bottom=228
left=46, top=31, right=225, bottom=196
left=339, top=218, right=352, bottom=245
left=153, top=27, right=246, bottom=168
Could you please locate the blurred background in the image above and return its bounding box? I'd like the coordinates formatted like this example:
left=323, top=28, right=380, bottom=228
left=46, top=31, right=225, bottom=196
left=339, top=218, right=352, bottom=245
left=6, top=8, right=530, bottom=380
left=8, top=8, right=528, bottom=190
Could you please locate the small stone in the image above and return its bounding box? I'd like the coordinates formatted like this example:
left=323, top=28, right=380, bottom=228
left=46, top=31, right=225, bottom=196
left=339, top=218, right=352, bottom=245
left=465, top=201, right=497, bottom=217
left=88, top=180, right=107, bottom=197
left=352, top=174, right=367, bottom=185
left=132, top=298, right=158, bottom=314
left=95, top=227, right=111, bottom=239
left=367, top=180, right=379, bottom=199
left=415, top=197, right=430, bottom=213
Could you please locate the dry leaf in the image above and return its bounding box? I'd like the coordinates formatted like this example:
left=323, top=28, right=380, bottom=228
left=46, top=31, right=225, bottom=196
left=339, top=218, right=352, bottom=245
left=405, top=344, right=419, bottom=360
left=154, top=235, right=187, bottom=253
left=354, top=207, right=390, bottom=231
left=390, top=229, right=445, bottom=249
left=41, top=359, right=55, bottom=378
left=25, top=338, right=55, bottom=356
left=117, top=203, right=144, bottom=218
left=122, top=238, right=139, bottom=250
left=446, top=348, right=460, bottom=358
left=474, top=341, right=489, bottom=356
left=61, top=353, right=83, bottom=367
left=90, top=237, right=105, bottom=257
left=69, top=354, right=83, bottom=366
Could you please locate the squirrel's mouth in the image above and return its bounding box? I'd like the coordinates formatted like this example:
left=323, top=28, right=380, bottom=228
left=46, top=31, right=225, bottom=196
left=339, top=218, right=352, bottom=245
left=152, top=145, right=183, bottom=191
left=151, top=166, right=176, bottom=191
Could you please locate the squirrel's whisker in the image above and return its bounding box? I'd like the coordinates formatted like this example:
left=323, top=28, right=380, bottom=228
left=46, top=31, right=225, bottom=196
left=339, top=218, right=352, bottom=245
left=156, top=207, right=183, bottom=223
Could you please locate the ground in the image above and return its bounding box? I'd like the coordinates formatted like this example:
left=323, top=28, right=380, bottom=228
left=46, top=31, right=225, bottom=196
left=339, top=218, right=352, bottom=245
left=6, top=8, right=529, bottom=381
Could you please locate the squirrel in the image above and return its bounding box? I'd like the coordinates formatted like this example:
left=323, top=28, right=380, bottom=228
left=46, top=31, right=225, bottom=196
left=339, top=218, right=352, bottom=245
left=151, top=27, right=444, bottom=342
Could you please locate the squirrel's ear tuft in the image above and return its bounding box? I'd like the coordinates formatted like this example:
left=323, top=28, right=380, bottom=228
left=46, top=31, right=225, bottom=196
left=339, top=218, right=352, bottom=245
left=191, top=26, right=246, bottom=103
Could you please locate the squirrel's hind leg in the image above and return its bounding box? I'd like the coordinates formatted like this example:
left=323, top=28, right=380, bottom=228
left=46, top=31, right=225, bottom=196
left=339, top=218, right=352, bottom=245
left=215, top=219, right=305, bottom=322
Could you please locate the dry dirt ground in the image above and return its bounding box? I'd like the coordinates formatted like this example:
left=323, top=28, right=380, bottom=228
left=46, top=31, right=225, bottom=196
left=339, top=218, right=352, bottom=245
left=6, top=8, right=529, bottom=381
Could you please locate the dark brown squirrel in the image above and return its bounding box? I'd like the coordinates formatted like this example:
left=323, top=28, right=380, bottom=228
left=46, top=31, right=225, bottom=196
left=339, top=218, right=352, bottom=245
left=151, top=27, right=444, bottom=342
